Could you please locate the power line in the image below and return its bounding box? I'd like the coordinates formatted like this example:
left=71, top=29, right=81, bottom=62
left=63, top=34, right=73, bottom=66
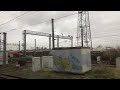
left=92, top=29, right=120, bottom=36
left=0, top=11, right=31, bottom=28
left=5, top=12, right=78, bottom=33
left=92, top=38, right=120, bottom=48
left=2, top=11, right=40, bottom=32
left=54, top=13, right=78, bottom=20
left=92, top=38, right=120, bottom=47
left=92, top=33, right=120, bottom=39
left=6, top=20, right=50, bottom=33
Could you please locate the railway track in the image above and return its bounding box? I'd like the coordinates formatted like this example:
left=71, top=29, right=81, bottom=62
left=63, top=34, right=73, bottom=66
left=0, top=74, right=27, bottom=79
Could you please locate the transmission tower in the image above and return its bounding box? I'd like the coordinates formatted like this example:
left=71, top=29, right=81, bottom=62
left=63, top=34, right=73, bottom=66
left=76, top=11, right=92, bottom=48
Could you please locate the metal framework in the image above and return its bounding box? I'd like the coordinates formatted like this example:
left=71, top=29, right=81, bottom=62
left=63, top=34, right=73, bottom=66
left=76, top=11, right=92, bottom=48
left=0, top=32, right=7, bottom=65
left=22, top=30, right=73, bottom=56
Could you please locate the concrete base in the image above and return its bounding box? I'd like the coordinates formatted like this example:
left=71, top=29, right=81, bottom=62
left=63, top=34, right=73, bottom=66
left=32, top=56, right=53, bottom=72
left=0, top=52, right=8, bottom=65
left=32, top=57, right=41, bottom=72
left=42, top=56, right=53, bottom=71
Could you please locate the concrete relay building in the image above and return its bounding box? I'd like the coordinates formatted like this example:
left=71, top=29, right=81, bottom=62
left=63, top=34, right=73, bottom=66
left=52, top=47, right=91, bottom=74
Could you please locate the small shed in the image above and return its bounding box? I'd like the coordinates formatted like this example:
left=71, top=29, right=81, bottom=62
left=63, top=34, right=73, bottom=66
left=52, top=47, right=91, bottom=74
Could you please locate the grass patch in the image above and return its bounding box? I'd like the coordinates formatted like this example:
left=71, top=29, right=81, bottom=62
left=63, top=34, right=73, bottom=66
left=34, top=67, right=120, bottom=79
left=84, top=67, right=120, bottom=79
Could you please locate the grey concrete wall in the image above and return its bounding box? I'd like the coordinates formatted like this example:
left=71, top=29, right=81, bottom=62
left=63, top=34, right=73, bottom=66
left=32, top=57, right=41, bottom=72
left=42, top=56, right=53, bottom=71
left=32, top=56, right=53, bottom=72
left=52, top=48, right=91, bottom=74
left=80, top=49, right=91, bottom=72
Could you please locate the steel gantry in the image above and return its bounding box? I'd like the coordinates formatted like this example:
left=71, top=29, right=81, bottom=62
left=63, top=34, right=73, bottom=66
left=22, top=30, right=73, bottom=56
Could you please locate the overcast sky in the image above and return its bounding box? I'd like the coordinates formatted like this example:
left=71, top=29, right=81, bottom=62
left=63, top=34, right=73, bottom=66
left=0, top=11, right=120, bottom=50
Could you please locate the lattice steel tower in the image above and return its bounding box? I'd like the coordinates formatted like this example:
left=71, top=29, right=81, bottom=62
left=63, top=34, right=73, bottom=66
left=76, top=11, right=92, bottom=48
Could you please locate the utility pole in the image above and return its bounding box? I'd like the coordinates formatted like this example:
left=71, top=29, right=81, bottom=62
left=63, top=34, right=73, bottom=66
left=80, top=11, right=84, bottom=47
left=34, top=39, right=36, bottom=56
left=57, top=35, right=59, bottom=48
left=71, top=36, right=73, bottom=47
left=3, top=32, right=6, bottom=65
left=19, top=41, right=20, bottom=52
left=51, top=19, right=55, bottom=49
left=81, top=28, right=83, bottom=47
left=36, top=47, right=38, bottom=52
left=49, top=34, right=51, bottom=50
left=23, top=30, right=26, bottom=57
